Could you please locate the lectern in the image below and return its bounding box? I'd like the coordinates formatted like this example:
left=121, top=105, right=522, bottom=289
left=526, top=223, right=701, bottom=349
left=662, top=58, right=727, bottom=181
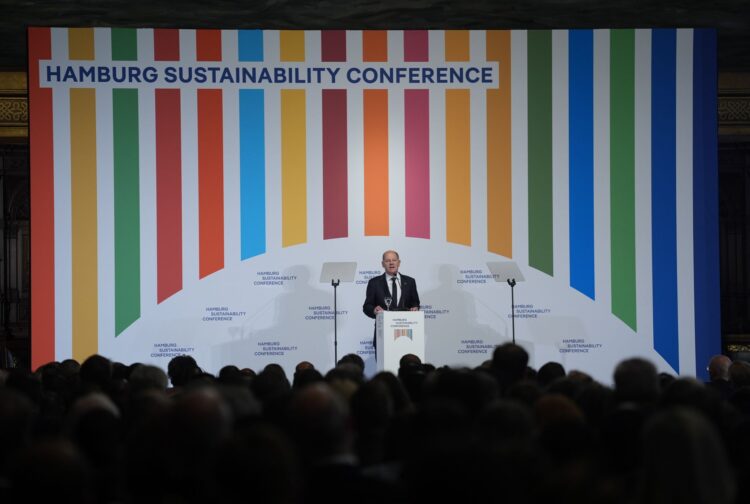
left=376, top=311, right=425, bottom=373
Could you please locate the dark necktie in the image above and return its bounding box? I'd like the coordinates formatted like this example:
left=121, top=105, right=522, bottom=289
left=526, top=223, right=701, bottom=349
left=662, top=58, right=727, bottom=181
left=391, top=277, right=398, bottom=310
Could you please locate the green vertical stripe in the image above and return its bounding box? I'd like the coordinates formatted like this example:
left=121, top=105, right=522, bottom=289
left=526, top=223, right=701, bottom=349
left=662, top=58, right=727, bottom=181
left=610, top=29, right=637, bottom=330
left=527, top=31, right=553, bottom=275
left=112, top=28, right=137, bottom=61
left=113, top=30, right=140, bottom=335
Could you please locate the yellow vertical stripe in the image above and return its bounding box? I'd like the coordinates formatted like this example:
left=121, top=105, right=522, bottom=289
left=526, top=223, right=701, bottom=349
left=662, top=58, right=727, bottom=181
left=68, top=28, right=95, bottom=60
left=70, top=88, right=98, bottom=360
left=281, top=90, right=307, bottom=246
left=280, top=31, right=305, bottom=61
left=486, top=30, right=512, bottom=257
left=445, top=31, right=471, bottom=246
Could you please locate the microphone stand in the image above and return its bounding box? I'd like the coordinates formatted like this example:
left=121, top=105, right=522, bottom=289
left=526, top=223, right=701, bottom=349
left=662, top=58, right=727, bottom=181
left=507, top=278, right=516, bottom=344
left=332, top=278, right=340, bottom=364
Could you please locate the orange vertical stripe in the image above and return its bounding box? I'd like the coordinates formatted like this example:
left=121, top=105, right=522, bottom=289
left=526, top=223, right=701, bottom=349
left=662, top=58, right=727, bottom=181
left=363, top=31, right=388, bottom=61
left=486, top=30, right=513, bottom=257
left=364, top=90, right=389, bottom=235
left=445, top=31, right=471, bottom=246
left=70, top=87, right=99, bottom=362
left=445, top=30, right=470, bottom=60
left=363, top=31, right=389, bottom=235
left=446, top=90, right=471, bottom=245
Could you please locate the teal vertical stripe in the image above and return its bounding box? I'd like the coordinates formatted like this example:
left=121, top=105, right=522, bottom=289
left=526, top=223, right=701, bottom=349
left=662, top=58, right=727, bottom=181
left=527, top=30, right=553, bottom=275
left=239, top=30, right=266, bottom=259
left=112, top=29, right=140, bottom=335
left=610, top=29, right=637, bottom=330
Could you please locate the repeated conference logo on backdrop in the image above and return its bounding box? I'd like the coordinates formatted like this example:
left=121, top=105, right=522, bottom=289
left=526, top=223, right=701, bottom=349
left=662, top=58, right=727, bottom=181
left=29, top=28, right=718, bottom=379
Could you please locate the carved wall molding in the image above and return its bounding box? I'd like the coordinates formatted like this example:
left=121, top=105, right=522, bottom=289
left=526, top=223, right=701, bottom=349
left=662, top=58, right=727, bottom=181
left=0, top=72, right=27, bottom=141
left=2, top=70, right=750, bottom=139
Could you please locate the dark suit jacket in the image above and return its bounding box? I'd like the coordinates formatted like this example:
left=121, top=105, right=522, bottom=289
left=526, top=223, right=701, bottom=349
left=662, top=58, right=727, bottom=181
left=362, top=273, right=420, bottom=319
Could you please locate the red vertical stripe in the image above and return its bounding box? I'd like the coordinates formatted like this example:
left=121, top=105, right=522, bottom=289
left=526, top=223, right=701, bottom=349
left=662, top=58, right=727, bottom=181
left=322, top=32, right=348, bottom=239
left=404, top=31, right=430, bottom=238
left=197, top=89, right=225, bottom=277
left=154, top=29, right=180, bottom=60
left=404, top=30, right=429, bottom=61
left=322, top=30, right=346, bottom=61
left=196, top=33, right=224, bottom=278
left=155, top=90, right=183, bottom=302
left=154, top=31, right=183, bottom=302
left=322, top=90, right=348, bottom=238
left=29, top=27, right=55, bottom=369
left=197, top=30, right=222, bottom=61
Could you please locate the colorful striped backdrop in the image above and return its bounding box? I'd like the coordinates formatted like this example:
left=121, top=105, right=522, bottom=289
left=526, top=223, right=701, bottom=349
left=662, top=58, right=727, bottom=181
left=29, top=28, right=718, bottom=380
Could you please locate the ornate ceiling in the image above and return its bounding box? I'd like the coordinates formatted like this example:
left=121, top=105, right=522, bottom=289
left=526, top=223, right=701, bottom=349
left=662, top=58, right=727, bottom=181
left=1, top=0, right=749, bottom=70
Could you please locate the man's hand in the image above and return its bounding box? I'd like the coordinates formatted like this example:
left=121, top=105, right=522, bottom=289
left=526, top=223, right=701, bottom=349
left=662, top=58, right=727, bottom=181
left=374, top=306, right=384, bottom=314
left=409, top=307, right=419, bottom=311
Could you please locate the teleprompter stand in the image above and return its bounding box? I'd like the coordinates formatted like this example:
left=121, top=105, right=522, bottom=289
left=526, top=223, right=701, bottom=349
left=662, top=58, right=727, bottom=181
left=320, top=262, right=357, bottom=365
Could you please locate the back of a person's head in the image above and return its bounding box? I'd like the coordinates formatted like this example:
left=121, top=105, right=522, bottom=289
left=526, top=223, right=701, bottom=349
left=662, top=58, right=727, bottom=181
left=729, top=360, right=750, bottom=388
left=252, top=367, right=291, bottom=404
left=129, top=364, right=169, bottom=394
left=492, top=343, right=529, bottom=387
left=286, top=382, right=351, bottom=463
left=537, top=361, right=566, bottom=388
left=707, top=354, right=732, bottom=382
left=337, top=353, right=365, bottom=372
left=639, top=407, right=736, bottom=504
left=10, top=439, right=94, bottom=504
left=399, top=353, right=422, bottom=369
left=79, top=354, right=113, bottom=390
left=167, top=355, right=200, bottom=387
left=218, top=365, right=248, bottom=387
left=215, top=423, right=300, bottom=504
left=292, top=367, right=323, bottom=390
left=613, top=357, right=659, bottom=404
left=324, top=363, right=363, bottom=401
left=424, top=367, right=498, bottom=416
left=0, top=387, right=35, bottom=476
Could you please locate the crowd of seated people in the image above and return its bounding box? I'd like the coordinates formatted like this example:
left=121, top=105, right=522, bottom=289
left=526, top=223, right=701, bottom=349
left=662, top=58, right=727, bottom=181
left=0, top=345, right=748, bottom=504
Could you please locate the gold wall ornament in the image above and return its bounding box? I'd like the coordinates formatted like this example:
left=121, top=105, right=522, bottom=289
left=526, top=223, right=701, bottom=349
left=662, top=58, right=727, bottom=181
left=0, top=71, right=28, bottom=141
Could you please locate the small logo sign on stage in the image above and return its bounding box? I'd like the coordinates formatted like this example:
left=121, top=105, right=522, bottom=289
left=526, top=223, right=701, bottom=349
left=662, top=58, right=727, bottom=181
left=458, top=339, right=494, bottom=355
left=305, top=305, right=348, bottom=321
left=150, top=342, right=195, bottom=359
left=254, top=341, right=298, bottom=357
left=252, top=271, right=297, bottom=286
left=202, top=306, right=247, bottom=322
left=457, top=269, right=495, bottom=285
left=358, top=339, right=375, bottom=357
left=421, top=304, right=449, bottom=320
left=559, top=339, right=603, bottom=354
left=393, top=328, right=413, bottom=341
left=511, top=304, right=551, bottom=319
left=356, top=270, right=382, bottom=285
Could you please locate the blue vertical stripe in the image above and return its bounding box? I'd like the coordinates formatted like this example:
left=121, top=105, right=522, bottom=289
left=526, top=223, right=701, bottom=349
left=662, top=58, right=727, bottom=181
left=651, top=29, right=679, bottom=372
left=239, top=30, right=264, bottom=61
left=692, top=29, right=720, bottom=380
left=239, top=31, right=266, bottom=259
left=569, top=30, right=595, bottom=299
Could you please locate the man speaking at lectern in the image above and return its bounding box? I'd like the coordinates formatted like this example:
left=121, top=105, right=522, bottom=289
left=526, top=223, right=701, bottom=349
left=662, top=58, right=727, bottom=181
left=363, top=250, right=420, bottom=348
